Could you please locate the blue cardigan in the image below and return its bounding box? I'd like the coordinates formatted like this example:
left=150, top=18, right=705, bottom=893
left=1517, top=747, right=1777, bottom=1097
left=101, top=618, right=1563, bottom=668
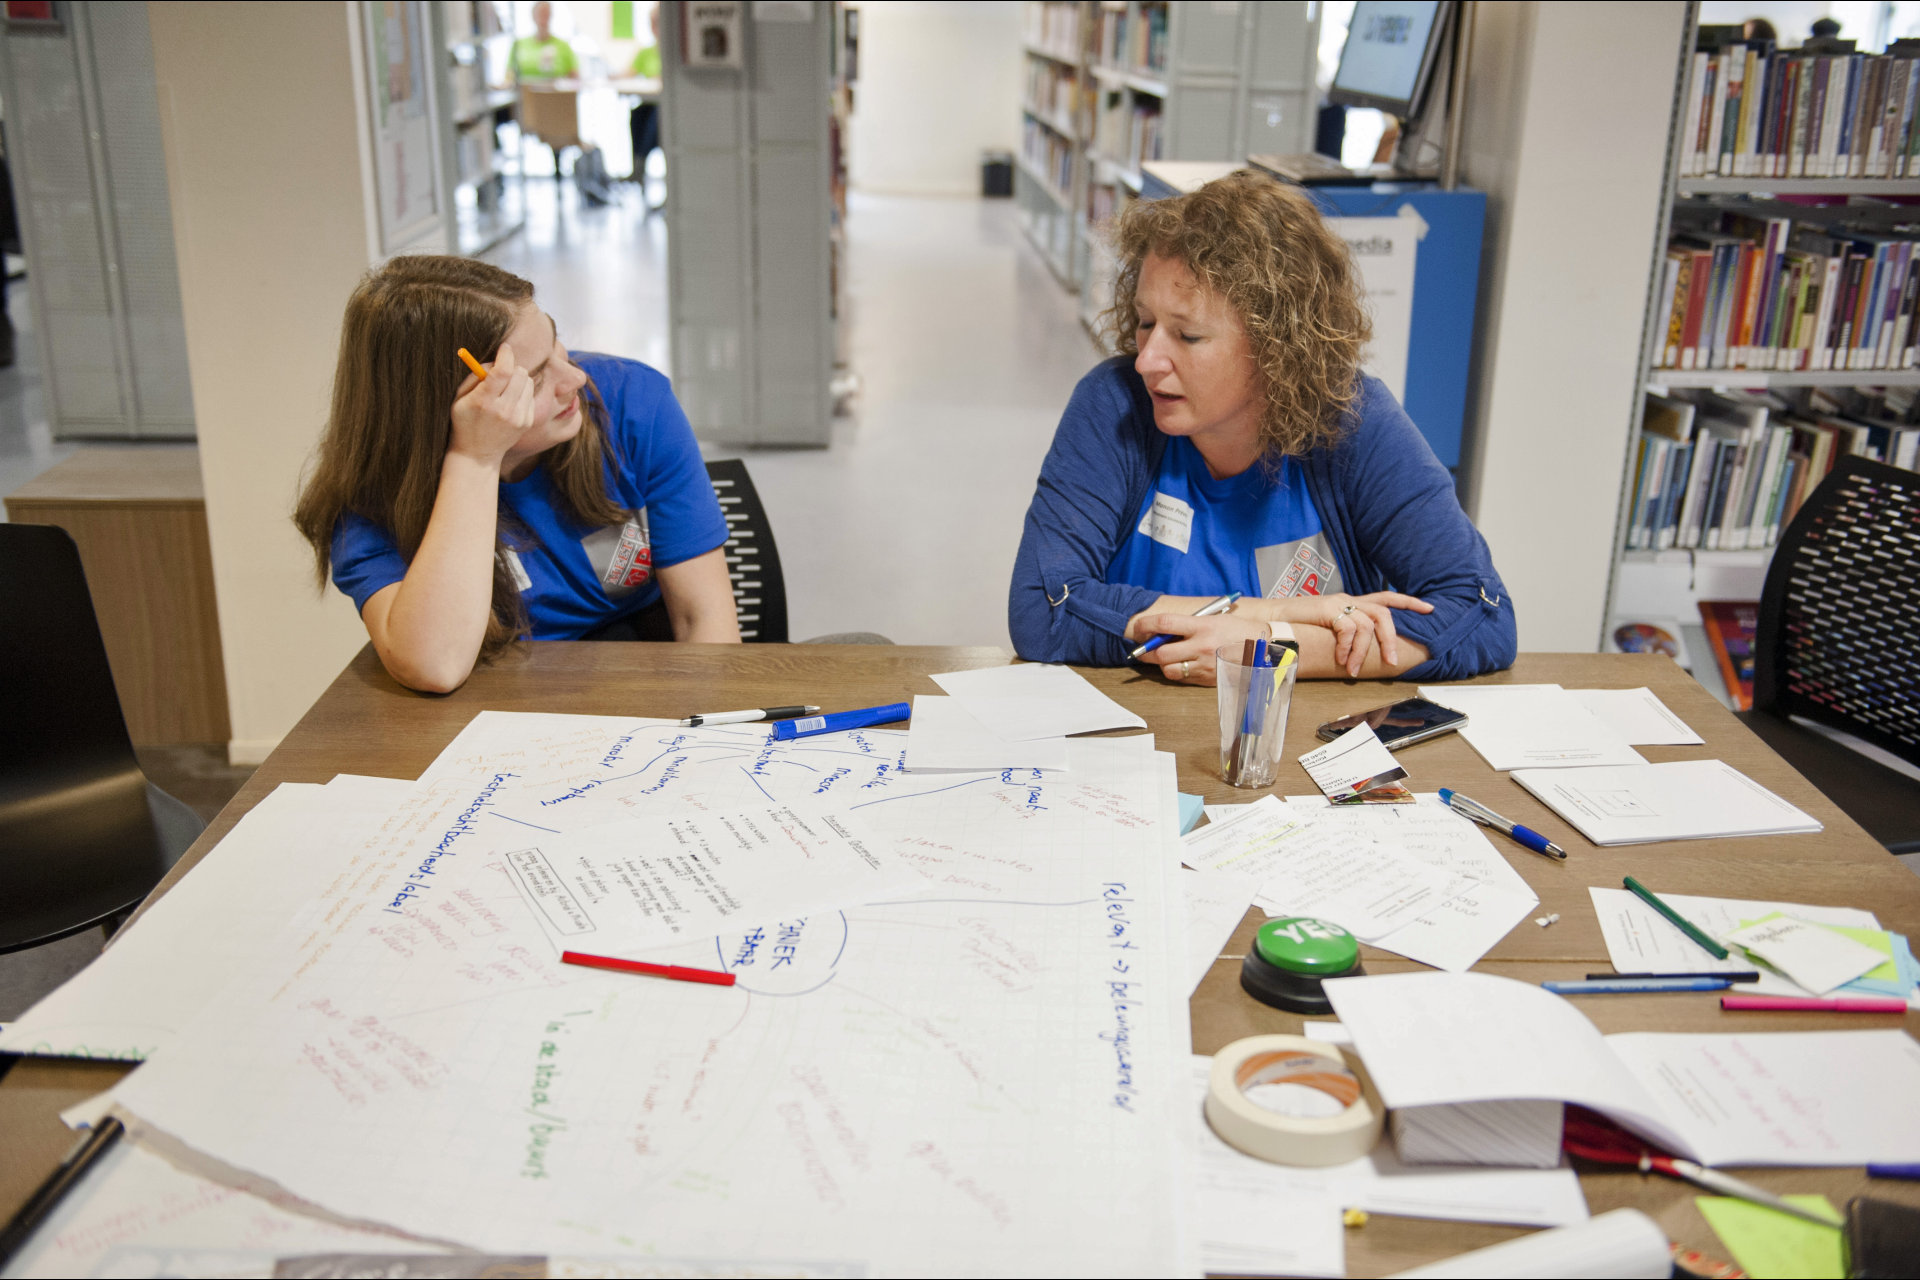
left=1008, top=359, right=1517, bottom=681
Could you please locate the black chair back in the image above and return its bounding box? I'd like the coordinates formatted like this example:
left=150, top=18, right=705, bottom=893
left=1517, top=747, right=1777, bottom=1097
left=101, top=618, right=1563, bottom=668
left=0, top=524, right=177, bottom=951
left=1753, top=456, right=1920, bottom=768
left=705, top=459, right=790, bottom=644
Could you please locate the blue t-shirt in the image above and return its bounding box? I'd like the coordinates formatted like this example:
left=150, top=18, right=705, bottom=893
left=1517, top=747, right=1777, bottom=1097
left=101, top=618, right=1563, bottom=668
left=1105, top=436, right=1344, bottom=603
left=330, top=354, right=729, bottom=639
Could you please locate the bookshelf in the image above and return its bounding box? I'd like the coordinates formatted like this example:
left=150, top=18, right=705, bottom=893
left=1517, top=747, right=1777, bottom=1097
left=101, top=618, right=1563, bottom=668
left=1013, top=1, right=1319, bottom=312
left=1606, top=6, right=1920, bottom=704
left=439, top=0, right=525, bottom=256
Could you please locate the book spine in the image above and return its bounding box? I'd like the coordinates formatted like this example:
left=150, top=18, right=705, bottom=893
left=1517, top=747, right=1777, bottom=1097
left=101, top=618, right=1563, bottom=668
left=1789, top=57, right=1813, bottom=177
left=1750, top=426, right=1790, bottom=548
left=1815, top=254, right=1841, bottom=369
left=1704, top=444, right=1737, bottom=550
left=1866, top=57, right=1891, bottom=176
left=1683, top=53, right=1709, bottom=176
left=1678, top=434, right=1713, bottom=549
left=1659, top=441, right=1694, bottom=550
left=1708, top=49, right=1732, bottom=174
left=1742, top=50, right=1767, bottom=176
left=1655, top=255, right=1681, bottom=368
left=1665, top=254, right=1690, bottom=367
left=1722, top=48, right=1747, bottom=175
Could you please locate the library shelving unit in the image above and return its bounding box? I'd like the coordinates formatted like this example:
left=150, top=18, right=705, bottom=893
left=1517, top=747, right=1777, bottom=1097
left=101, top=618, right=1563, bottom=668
left=1014, top=1, right=1319, bottom=317
left=439, top=0, right=525, bottom=256
left=1607, top=5, right=1920, bottom=706
left=1079, top=1, right=1319, bottom=335
left=1017, top=1, right=1094, bottom=288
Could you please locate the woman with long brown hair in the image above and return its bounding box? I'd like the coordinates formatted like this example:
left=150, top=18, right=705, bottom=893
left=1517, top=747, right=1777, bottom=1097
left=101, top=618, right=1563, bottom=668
left=295, top=256, right=737, bottom=693
left=1009, top=171, right=1514, bottom=684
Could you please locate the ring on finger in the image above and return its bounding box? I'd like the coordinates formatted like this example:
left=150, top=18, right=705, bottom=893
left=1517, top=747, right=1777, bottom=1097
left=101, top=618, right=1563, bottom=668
left=1178, top=660, right=1191, bottom=680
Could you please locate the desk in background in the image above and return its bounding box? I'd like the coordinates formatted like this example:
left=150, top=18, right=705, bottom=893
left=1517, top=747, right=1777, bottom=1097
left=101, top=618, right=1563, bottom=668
left=3, top=647, right=1917, bottom=1274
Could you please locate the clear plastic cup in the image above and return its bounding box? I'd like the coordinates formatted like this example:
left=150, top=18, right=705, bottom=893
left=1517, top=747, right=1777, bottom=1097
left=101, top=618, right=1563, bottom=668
left=1216, top=642, right=1299, bottom=789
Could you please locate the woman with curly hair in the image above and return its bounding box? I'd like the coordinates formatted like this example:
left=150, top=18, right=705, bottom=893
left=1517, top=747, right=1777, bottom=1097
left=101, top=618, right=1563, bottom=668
left=1009, top=171, right=1514, bottom=684
left=294, top=256, right=738, bottom=694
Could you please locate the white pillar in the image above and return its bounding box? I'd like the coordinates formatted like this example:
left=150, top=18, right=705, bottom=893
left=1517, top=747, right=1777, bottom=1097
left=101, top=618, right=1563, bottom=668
left=149, top=1, right=377, bottom=763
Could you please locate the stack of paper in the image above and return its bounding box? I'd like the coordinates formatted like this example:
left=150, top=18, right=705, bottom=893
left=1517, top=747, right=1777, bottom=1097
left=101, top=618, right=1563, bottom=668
left=1514, top=759, right=1821, bottom=844
left=1416, top=684, right=1648, bottom=769
left=903, top=695, right=1069, bottom=772
left=1569, top=687, right=1703, bottom=745
left=931, top=663, right=1147, bottom=739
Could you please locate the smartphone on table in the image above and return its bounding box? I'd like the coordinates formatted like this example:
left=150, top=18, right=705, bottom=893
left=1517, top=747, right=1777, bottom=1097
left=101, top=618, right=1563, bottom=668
left=1315, top=697, right=1467, bottom=750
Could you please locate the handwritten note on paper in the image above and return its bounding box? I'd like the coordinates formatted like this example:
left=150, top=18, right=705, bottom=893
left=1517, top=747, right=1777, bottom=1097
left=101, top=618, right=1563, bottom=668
left=503, top=803, right=925, bottom=952
left=931, top=663, right=1147, bottom=741
left=1181, top=797, right=1461, bottom=942
left=110, top=725, right=1192, bottom=1276
left=1589, top=888, right=1879, bottom=977
left=1720, top=915, right=1889, bottom=995
left=0, top=776, right=414, bottom=1062
left=1281, top=795, right=1538, bottom=972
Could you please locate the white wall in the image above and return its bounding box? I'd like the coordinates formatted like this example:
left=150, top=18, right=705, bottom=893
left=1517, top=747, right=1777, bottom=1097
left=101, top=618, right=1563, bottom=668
left=149, top=2, right=379, bottom=763
left=1457, top=1, right=1686, bottom=651
left=848, top=1, right=1023, bottom=196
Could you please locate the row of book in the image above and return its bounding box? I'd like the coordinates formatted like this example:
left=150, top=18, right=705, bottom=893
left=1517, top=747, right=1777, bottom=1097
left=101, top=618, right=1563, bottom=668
left=1679, top=39, right=1920, bottom=179
left=1020, top=119, right=1075, bottom=199
left=1023, top=57, right=1082, bottom=131
left=1654, top=210, right=1920, bottom=372
left=1092, top=94, right=1162, bottom=172
left=1023, top=2, right=1082, bottom=60
left=1624, top=387, right=1920, bottom=552
left=1096, top=2, right=1168, bottom=78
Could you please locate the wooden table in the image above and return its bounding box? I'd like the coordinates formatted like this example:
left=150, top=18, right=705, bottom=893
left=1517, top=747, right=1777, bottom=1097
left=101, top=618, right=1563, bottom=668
left=6, top=645, right=1919, bottom=1275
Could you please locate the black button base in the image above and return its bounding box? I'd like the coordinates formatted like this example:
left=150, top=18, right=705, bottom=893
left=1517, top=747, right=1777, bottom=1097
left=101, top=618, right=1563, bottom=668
left=1240, top=948, right=1365, bottom=1014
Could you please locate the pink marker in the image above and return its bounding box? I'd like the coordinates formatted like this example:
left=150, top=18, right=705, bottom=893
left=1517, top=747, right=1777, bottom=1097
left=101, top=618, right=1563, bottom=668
left=1721, top=995, right=1909, bottom=1013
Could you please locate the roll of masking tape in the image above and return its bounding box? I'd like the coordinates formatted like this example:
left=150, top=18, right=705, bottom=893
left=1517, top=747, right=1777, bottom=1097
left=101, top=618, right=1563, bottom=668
left=1205, top=1034, right=1385, bottom=1167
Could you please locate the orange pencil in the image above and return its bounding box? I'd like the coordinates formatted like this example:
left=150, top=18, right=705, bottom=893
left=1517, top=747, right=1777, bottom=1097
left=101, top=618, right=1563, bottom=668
left=456, top=347, right=488, bottom=380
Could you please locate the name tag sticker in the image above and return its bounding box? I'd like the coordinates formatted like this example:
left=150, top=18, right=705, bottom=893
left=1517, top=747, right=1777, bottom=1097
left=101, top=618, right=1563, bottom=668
left=1139, top=491, right=1194, bottom=554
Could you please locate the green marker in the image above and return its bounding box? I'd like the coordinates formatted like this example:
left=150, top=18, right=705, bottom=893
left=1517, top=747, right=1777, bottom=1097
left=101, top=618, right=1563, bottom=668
left=1623, top=876, right=1730, bottom=960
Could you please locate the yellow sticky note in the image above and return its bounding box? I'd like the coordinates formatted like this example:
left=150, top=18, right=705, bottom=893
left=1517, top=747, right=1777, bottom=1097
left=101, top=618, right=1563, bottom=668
left=1696, top=1195, right=1844, bottom=1280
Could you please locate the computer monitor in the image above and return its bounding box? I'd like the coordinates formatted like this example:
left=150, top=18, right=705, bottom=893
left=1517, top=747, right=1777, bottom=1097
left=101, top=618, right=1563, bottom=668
left=1328, top=1, right=1452, bottom=118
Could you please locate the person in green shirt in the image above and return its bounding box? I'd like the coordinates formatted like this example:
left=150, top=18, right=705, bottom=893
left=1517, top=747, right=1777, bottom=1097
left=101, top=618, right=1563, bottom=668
left=511, top=1, right=578, bottom=81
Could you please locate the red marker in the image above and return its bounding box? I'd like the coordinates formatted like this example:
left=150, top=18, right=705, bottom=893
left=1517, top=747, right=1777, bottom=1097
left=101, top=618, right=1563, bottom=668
left=562, top=950, right=736, bottom=986
left=1720, top=995, right=1907, bottom=1013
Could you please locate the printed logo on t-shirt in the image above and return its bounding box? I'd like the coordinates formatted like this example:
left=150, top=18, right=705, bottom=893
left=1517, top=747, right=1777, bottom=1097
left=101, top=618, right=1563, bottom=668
left=1138, top=490, right=1194, bottom=554
left=580, top=509, right=653, bottom=599
left=1257, top=535, right=1343, bottom=599
left=500, top=547, right=533, bottom=593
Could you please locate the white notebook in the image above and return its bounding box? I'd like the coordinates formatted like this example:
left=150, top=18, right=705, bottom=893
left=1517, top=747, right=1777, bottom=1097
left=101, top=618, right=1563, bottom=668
left=1510, top=759, right=1821, bottom=845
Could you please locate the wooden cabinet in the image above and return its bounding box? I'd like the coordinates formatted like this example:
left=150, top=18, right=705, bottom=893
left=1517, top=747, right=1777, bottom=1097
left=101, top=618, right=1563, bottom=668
left=5, top=447, right=230, bottom=745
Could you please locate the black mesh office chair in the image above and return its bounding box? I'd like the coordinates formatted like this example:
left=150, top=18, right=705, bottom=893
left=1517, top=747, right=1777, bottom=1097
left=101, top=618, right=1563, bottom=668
left=0, top=525, right=203, bottom=952
left=705, top=459, right=789, bottom=644
left=1737, top=457, right=1920, bottom=853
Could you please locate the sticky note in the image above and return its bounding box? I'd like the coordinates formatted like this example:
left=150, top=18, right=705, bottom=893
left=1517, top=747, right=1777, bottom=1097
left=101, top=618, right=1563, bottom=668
left=1724, top=913, right=1887, bottom=994
left=1178, top=792, right=1205, bottom=835
left=1696, top=1195, right=1843, bottom=1279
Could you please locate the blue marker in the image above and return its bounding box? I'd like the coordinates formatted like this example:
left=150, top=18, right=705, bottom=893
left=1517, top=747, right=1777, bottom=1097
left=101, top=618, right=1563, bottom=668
left=1867, top=1163, right=1920, bottom=1180
left=1543, top=977, right=1736, bottom=994
left=1128, top=591, right=1242, bottom=661
left=770, top=702, right=911, bottom=741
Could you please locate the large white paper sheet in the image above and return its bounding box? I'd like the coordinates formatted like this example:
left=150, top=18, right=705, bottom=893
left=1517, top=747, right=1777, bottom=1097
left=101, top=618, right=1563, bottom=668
left=1589, top=887, right=1878, bottom=977
left=931, top=663, right=1147, bottom=740
left=500, top=802, right=923, bottom=953
left=0, top=776, right=414, bottom=1062
left=2, top=1136, right=447, bottom=1279
left=1182, top=796, right=1461, bottom=942
left=1513, top=760, right=1822, bottom=844
left=1570, top=687, right=1703, bottom=746
left=108, top=716, right=1191, bottom=1277
left=903, top=695, right=1069, bottom=772
left=1280, top=796, right=1538, bottom=972
left=1417, top=684, right=1647, bottom=770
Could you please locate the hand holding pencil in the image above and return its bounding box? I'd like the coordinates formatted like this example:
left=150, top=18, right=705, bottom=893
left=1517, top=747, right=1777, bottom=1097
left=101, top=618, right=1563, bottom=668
left=450, top=343, right=537, bottom=468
